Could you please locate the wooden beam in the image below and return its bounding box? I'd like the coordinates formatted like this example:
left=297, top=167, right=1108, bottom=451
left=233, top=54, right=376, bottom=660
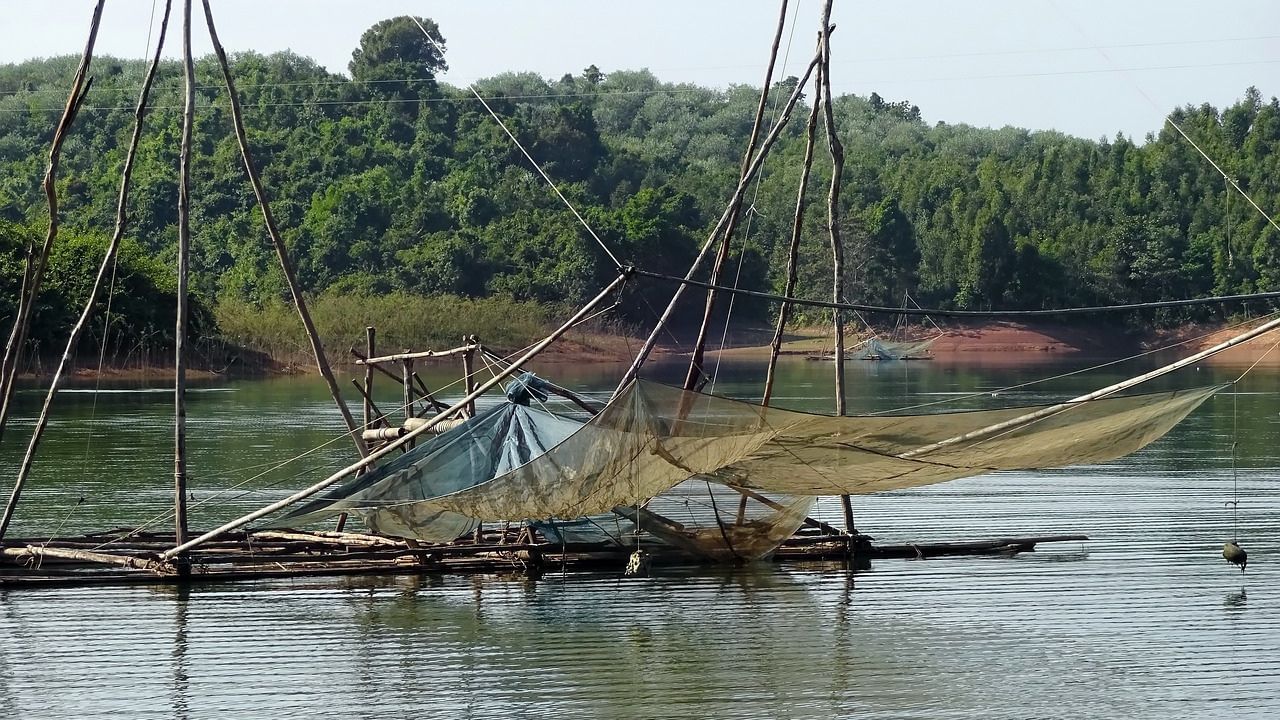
left=357, top=345, right=480, bottom=365
left=201, top=0, right=367, bottom=460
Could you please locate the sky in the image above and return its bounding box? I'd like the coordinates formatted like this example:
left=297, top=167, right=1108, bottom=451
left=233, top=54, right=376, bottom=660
left=2, top=0, right=1278, bottom=141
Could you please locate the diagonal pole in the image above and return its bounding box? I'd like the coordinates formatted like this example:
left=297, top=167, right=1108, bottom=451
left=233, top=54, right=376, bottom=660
left=201, top=0, right=367, bottom=459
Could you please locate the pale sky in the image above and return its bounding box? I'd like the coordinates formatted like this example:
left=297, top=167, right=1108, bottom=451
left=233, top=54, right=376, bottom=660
left=3, top=1, right=1278, bottom=141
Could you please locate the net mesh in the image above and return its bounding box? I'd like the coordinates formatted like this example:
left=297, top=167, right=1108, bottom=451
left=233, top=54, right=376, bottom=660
left=283, top=379, right=1218, bottom=548
left=858, top=337, right=936, bottom=360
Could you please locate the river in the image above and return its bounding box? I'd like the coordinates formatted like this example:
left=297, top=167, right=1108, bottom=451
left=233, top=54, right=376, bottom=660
left=1, top=356, right=1277, bottom=718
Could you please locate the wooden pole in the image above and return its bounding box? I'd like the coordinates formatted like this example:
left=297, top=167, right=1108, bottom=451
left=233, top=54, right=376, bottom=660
left=173, top=0, right=196, bottom=552
left=160, top=272, right=628, bottom=561
left=0, top=0, right=104, bottom=447
left=200, top=0, right=367, bottom=459
left=617, top=50, right=822, bottom=395
left=0, top=0, right=173, bottom=542
left=762, top=43, right=822, bottom=408
left=357, top=344, right=479, bottom=364
left=401, top=358, right=414, bottom=422
left=362, top=327, right=374, bottom=429
left=338, top=324, right=376, bottom=532
left=462, top=336, right=477, bottom=417
left=815, top=1, right=854, bottom=533
left=684, top=0, right=791, bottom=392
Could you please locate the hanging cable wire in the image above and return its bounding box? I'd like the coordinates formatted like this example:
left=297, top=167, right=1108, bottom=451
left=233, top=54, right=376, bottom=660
left=408, top=17, right=623, bottom=271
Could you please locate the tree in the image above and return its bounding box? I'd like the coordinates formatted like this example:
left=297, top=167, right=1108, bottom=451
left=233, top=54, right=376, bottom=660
left=349, top=16, right=448, bottom=110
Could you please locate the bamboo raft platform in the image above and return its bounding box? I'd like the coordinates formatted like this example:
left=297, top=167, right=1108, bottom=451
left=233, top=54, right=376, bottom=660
left=0, top=527, right=1089, bottom=589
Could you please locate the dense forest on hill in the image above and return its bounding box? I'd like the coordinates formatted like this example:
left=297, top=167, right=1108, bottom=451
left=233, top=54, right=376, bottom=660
left=1, top=16, right=1278, bottom=362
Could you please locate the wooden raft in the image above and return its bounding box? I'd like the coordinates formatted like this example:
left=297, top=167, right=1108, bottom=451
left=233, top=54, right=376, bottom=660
left=0, top=527, right=1088, bottom=589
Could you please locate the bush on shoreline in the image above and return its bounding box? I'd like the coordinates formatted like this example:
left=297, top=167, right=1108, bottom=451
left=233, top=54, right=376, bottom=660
left=213, top=292, right=558, bottom=366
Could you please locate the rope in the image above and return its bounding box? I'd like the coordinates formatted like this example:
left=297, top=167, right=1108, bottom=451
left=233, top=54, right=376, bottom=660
left=409, top=18, right=623, bottom=272
left=877, top=310, right=1280, bottom=414
left=5, top=33, right=1278, bottom=101
left=1048, top=1, right=1280, bottom=240
left=631, top=268, right=1280, bottom=318
left=1231, top=382, right=1239, bottom=543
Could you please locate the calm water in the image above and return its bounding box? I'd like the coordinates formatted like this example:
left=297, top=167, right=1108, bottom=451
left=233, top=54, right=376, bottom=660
left=2, top=356, right=1279, bottom=718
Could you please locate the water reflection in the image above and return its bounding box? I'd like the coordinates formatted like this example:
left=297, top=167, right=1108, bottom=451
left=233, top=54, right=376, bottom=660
left=2, top=359, right=1280, bottom=717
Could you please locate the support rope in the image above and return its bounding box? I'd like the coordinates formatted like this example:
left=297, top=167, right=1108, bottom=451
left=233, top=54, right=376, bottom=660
left=409, top=17, right=623, bottom=272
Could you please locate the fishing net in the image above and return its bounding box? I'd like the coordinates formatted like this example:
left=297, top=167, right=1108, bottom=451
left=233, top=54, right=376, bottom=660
left=416, top=379, right=1217, bottom=516
left=284, top=377, right=1217, bottom=549
left=538, top=479, right=815, bottom=561
left=858, top=337, right=935, bottom=360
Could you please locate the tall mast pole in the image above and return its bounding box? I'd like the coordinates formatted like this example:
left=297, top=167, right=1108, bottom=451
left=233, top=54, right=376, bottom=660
left=173, top=0, right=196, bottom=550
left=816, top=0, right=854, bottom=533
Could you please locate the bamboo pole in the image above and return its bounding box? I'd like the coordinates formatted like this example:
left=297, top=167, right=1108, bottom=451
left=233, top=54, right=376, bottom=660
left=902, top=315, right=1280, bottom=460
left=0, top=1, right=172, bottom=542
left=2, top=546, right=171, bottom=573
left=362, top=327, right=374, bottom=429
left=0, top=0, right=104, bottom=447
left=401, top=359, right=414, bottom=422
left=357, top=344, right=479, bottom=364
left=684, top=0, right=790, bottom=392
left=815, top=1, right=854, bottom=533
left=462, top=337, right=477, bottom=417
left=617, top=50, right=823, bottom=395
left=200, top=0, right=367, bottom=459
left=173, top=0, right=196, bottom=551
left=160, top=272, right=628, bottom=561
left=762, top=45, right=822, bottom=408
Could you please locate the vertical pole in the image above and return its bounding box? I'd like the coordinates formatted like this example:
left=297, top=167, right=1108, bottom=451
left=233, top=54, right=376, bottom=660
left=402, top=358, right=415, bottom=449
left=462, top=336, right=477, bottom=417
left=816, top=0, right=854, bottom=534
left=363, top=327, right=375, bottom=429
left=173, top=0, right=195, bottom=553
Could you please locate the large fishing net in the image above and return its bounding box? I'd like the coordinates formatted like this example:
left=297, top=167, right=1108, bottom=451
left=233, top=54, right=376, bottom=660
left=284, top=377, right=1217, bottom=555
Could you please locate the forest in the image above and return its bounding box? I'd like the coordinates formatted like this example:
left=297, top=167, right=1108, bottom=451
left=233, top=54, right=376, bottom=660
left=1, top=15, right=1278, bottom=364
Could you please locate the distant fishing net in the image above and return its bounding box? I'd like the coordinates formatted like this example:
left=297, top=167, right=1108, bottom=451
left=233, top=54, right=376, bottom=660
left=858, top=337, right=935, bottom=360
left=283, top=377, right=1218, bottom=551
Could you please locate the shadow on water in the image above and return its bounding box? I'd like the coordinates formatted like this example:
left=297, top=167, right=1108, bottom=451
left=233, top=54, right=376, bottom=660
left=1224, top=588, right=1247, bottom=609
